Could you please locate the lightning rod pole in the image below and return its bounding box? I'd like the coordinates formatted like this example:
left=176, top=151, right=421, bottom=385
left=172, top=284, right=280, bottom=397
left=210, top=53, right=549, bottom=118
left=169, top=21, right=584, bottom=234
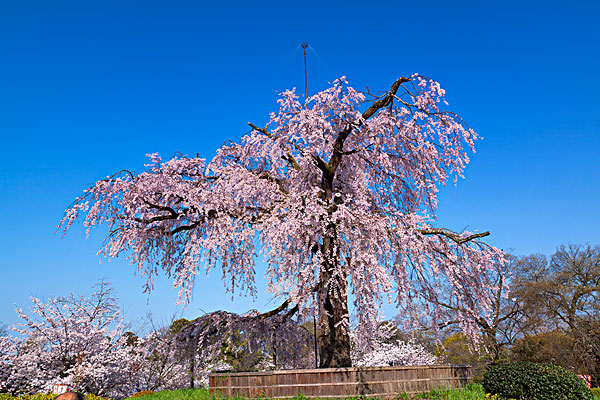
left=301, top=42, right=318, bottom=367
left=301, top=42, right=308, bottom=98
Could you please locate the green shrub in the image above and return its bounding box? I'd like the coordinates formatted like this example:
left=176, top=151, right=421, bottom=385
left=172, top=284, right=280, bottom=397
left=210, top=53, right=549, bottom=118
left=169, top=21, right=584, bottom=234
left=591, top=387, right=600, bottom=399
left=482, top=361, right=593, bottom=400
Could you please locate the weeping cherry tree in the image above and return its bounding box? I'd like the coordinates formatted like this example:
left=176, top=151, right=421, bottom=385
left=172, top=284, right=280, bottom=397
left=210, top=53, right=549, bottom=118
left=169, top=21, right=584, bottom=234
left=60, top=75, right=504, bottom=367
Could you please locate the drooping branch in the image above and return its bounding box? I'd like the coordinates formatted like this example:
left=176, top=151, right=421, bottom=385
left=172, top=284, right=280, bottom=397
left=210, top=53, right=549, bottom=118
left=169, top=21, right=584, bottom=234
left=281, top=304, right=300, bottom=322
left=142, top=200, right=178, bottom=218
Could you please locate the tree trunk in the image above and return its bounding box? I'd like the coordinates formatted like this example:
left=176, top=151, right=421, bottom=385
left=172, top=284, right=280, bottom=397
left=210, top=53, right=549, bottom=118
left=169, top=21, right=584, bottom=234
left=189, top=356, right=195, bottom=388
left=315, top=162, right=352, bottom=368
left=317, top=236, right=352, bottom=367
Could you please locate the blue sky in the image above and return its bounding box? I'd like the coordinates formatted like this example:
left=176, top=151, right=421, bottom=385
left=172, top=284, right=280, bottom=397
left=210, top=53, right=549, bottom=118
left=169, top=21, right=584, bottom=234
left=1, top=1, right=599, bottom=330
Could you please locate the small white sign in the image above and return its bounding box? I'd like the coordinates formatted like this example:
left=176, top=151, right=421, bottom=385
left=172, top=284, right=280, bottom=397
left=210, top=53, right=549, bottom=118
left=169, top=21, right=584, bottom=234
left=52, top=384, right=72, bottom=394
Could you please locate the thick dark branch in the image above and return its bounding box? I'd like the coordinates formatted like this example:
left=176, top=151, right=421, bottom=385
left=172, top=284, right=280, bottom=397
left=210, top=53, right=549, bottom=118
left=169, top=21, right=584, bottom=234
left=256, top=300, right=293, bottom=319
left=142, top=199, right=178, bottom=218
left=283, top=155, right=301, bottom=172
left=133, top=215, right=176, bottom=224
left=170, top=222, right=201, bottom=235
left=328, top=77, right=411, bottom=177
left=313, top=155, right=331, bottom=177
left=259, top=171, right=289, bottom=194
left=248, top=122, right=271, bottom=138
left=419, top=228, right=490, bottom=245
left=362, top=77, right=411, bottom=120
left=127, top=199, right=182, bottom=224
left=282, top=304, right=299, bottom=322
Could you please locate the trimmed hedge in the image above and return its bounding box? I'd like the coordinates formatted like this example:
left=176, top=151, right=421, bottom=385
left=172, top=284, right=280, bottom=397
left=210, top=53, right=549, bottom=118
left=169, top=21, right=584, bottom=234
left=482, top=361, right=592, bottom=400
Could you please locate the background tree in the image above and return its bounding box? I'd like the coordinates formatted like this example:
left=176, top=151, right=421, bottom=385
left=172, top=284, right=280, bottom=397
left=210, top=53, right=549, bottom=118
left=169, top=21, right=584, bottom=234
left=433, top=333, right=489, bottom=377
left=0, top=334, right=14, bottom=393
left=508, top=254, right=553, bottom=336
left=60, top=75, right=504, bottom=367
left=420, top=245, right=600, bottom=383
left=413, top=256, right=518, bottom=365
left=0, top=282, right=133, bottom=397
left=508, top=244, right=600, bottom=384
left=510, top=330, right=580, bottom=368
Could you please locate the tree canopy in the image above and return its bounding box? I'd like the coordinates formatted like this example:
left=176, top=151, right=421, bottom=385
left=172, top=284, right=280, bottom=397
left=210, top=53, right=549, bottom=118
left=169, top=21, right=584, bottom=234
left=60, top=75, right=504, bottom=367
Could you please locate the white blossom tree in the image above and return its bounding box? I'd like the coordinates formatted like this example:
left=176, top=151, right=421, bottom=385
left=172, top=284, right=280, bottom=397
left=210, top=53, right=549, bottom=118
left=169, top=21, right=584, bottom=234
left=351, top=323, right=436, bottom=367
left=0, top=282, right=133, bottom=397
left=352, top=340, right=436, bottom=367
left=60, top=75, right=504, bottom=367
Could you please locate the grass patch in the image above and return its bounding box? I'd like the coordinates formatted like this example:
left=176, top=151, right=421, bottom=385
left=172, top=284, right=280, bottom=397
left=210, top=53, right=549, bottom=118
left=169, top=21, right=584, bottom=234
left=128, top=385, right=487, bottom=400
left=128, top=389, right=211, bottom=400
left=396, top=383, right=485, bottom=399
left=5, top=383, right=597, bottom=400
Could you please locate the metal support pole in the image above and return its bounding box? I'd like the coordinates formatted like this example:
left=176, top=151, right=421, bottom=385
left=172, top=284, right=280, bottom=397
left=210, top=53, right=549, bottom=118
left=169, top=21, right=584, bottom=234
left=301, top=42, right=308, bottom=98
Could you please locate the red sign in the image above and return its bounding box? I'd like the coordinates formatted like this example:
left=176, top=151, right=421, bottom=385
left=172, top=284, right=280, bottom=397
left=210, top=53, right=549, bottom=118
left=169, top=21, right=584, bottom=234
left=52, top=384, right=72, bottom=394
left=578, top=374, right=591, bottom=388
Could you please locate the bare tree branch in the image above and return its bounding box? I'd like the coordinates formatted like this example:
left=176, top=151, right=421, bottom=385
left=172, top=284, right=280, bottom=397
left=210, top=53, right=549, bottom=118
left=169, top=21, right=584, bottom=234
left=419, top=228, right=490, bottom=245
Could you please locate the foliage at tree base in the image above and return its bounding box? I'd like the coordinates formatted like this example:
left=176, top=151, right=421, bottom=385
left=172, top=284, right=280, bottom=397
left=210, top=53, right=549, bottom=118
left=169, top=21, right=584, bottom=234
left=130, top=392, right=154, bottom=398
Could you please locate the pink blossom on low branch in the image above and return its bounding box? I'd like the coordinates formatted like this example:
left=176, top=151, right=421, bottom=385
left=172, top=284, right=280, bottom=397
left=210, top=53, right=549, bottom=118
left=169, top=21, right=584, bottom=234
left=59, top=75, right=505, bottom=367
